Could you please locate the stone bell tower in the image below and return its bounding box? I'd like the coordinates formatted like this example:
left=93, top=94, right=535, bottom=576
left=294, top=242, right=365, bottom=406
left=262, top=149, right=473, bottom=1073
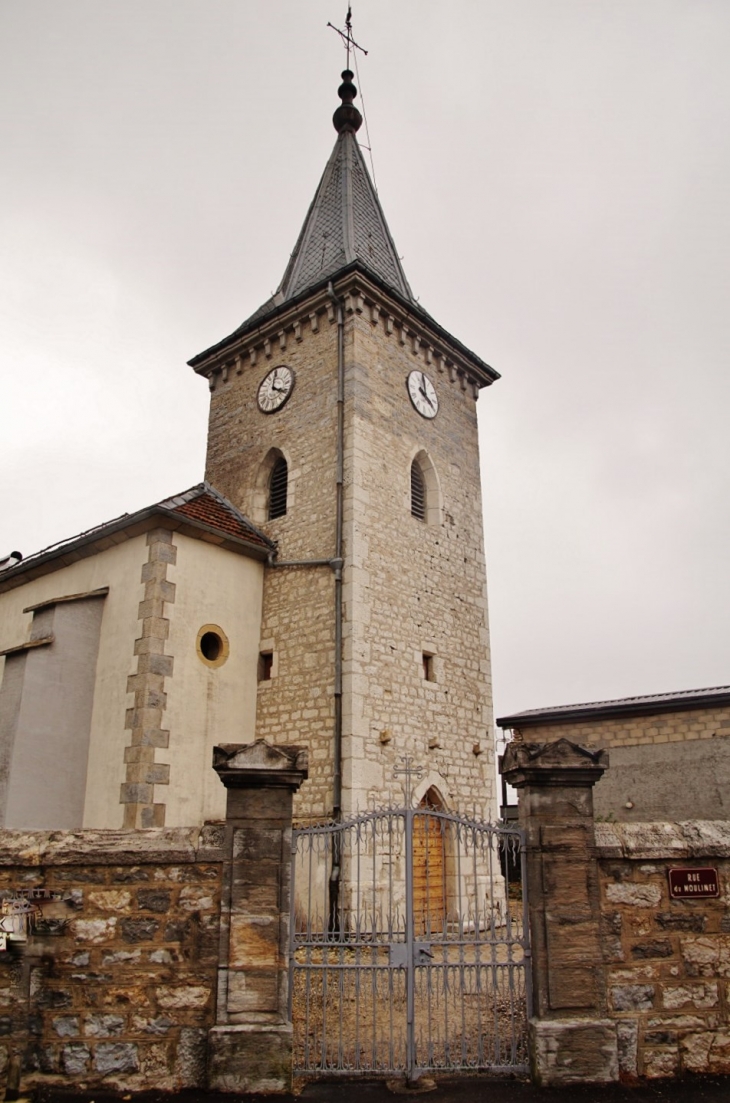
left=188, top=70, right=500, bottom=823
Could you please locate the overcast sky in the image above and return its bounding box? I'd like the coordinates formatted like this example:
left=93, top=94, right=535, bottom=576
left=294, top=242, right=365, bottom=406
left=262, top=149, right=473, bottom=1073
left=2, top=1, right=729, bottom=719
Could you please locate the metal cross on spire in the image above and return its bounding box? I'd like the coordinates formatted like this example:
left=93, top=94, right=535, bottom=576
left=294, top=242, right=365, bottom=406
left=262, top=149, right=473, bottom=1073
left=327, top=5, right=368, bottom=71
left=393, top=755, right=424, bottom=807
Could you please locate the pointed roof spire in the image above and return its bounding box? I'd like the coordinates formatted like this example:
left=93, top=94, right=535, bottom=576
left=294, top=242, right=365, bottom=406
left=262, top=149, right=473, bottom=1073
left=189, top=53, right=499, bottom=385
left=276, top=71, right=413, bottom=305
left=226, top=69, right=414, bottom=337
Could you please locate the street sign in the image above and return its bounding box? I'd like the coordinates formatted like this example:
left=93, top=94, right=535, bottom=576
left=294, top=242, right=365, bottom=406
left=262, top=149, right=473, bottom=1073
left=668, top=867, right=719, bottom=899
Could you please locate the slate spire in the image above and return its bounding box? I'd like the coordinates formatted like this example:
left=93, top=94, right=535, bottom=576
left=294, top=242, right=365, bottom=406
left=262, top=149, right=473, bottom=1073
left=231, top=69, right=414, bottom=336
left=276, top=70, right=413, bottom=305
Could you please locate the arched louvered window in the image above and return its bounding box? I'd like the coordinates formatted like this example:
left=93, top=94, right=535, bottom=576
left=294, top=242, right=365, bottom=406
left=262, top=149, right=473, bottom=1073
left=411, top=460, right=426, bottom=521
left=268, top=456, right=288, bottom=519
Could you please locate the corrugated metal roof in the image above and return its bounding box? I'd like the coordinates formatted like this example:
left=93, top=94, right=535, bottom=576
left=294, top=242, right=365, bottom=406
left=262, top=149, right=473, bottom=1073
left=497, top=685, right=730, bottom=728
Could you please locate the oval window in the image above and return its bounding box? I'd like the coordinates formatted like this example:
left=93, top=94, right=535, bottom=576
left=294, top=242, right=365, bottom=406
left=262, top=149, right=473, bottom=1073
left=196, top=624, right=230, bottom=668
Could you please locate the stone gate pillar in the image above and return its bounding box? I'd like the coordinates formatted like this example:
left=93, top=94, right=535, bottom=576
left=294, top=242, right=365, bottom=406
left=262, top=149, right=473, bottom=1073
left=500, top=739, right=618, bottom=1085
left=207, top=740, right=307, bottom=1093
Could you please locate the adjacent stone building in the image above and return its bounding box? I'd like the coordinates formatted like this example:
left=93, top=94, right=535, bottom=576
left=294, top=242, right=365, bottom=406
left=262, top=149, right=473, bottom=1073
left=497, top=684, right=730, bottom=822
left=0, top=70, right=501, bottom=828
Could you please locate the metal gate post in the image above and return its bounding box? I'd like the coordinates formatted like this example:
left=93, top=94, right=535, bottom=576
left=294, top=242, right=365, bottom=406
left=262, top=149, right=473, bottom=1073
left=287, top=828, right=297, bottom=1025
left=520, top=831, right=533, bottom=1021
left=404, top=802, right=416, bottom=1083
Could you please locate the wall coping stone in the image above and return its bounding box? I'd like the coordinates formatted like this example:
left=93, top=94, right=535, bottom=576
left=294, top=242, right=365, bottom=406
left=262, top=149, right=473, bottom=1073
left=501, top=738, right=608, bottom=788
left=213, top=740, right=308, bottom=790
left=595, top=820, right=730, bottom=860
left=0, top=825, right=225, bottom=866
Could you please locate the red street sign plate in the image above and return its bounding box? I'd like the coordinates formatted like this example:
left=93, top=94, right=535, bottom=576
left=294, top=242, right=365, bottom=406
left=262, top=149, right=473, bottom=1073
left=668, top=867, right=719, bottom=899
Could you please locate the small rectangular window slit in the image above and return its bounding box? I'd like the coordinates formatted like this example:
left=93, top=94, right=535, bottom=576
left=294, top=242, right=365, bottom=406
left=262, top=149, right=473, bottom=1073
left=422, top=653, right=435, bottom=682
left=258, top=651, right=273, bottom=682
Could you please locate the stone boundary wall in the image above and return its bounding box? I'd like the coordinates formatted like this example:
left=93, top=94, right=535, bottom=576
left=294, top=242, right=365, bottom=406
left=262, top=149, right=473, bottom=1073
left=596, top=820, right=730, bottom=1079
left=0, top=826, right=224, bottom=1093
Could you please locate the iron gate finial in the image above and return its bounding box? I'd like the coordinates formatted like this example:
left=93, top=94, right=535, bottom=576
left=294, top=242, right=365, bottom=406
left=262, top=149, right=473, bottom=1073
left=393, top=754, right=424, bottom=806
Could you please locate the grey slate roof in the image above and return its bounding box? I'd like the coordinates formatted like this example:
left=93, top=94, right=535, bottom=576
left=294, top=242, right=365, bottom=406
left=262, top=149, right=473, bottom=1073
left=188, top=69, right=499, bottom=385
left=231, top=130, right=414, bottom=336
left=496, top=685, right=730, bottom=728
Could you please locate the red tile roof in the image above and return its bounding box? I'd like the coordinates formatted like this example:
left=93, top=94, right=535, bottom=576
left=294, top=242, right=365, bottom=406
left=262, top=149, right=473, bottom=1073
left=0, top=483, right=273, bottom=592
left=168, top=487, right=271, bottom=551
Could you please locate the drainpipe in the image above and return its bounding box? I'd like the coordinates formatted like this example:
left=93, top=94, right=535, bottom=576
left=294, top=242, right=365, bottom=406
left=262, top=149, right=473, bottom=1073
left=266, top=284, right=345, bottom=933
left=328, top=280, right=345, bottom=934
left=330, top=280, right=345, bottom=825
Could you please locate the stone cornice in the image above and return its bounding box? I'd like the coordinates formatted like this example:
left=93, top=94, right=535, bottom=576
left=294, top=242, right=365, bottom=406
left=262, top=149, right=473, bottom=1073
left=190, top=267, right=499, bottom=400
left=595, top=819, right=730, bottom=860
left=0, top=824, right=226, bottom=865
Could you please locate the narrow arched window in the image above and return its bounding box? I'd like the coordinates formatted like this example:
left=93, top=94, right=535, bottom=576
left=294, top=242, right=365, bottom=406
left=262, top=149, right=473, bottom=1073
left=268, top=456, right=288, bottom=519
left=411, top=460, right=426, bottom=521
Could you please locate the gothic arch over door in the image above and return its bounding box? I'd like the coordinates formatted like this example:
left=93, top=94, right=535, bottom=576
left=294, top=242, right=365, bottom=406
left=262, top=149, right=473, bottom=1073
left=413, top=786, right=447, bottom=935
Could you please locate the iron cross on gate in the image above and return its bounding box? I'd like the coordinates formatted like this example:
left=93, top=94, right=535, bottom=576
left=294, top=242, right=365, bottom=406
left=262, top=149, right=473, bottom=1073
left=393, top=755, right=424, bottom=807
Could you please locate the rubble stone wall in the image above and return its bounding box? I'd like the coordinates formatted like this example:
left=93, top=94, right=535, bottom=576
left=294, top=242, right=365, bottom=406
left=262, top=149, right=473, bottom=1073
left=0, top=827, right=224, bottom=1093
left=596, top=820, right=730, bottom=1079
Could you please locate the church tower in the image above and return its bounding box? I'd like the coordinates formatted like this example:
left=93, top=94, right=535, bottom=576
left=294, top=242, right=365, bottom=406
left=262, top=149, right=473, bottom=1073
left=188, top=70, right=500, bottom=822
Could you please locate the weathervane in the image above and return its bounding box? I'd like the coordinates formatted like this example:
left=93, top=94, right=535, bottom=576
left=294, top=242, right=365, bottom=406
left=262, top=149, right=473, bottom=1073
left=393, top=755, right=424, bottom=807
left=327, top=5, right=368, bottom=71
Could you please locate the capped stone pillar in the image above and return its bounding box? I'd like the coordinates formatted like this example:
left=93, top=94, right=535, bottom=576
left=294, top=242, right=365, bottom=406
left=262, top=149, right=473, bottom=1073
left=500, top=739, right=618, bottom=1085
left=207, top=740, right=307, bottom=1093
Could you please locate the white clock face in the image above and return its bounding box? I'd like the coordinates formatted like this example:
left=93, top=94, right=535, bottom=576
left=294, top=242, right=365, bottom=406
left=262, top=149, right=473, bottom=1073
left=257, top=366, right=295, bottom=413
left=407, top=370, right=438, bottom=419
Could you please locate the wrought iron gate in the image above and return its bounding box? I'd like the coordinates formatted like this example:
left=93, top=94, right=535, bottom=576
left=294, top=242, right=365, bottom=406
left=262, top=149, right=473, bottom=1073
left=289, top=791, right=531, bottom=1080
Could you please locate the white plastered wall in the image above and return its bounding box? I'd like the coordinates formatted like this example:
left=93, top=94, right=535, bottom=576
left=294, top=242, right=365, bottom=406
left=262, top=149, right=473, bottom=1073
left=162, top=534, right=264, bottom=826
left=0, top=537, right=147, bottom=829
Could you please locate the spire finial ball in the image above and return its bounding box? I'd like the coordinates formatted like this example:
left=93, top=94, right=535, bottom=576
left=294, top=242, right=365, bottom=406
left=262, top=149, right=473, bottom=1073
left=333, top=69, right=362, bottom=133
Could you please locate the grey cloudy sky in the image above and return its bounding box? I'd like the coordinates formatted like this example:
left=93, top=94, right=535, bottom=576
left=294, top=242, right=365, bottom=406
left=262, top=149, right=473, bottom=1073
left=1, top=1, right=729, bottom=719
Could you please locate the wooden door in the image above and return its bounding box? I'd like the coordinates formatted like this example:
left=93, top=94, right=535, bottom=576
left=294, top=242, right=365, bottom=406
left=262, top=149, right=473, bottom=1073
left=413, top=790, right=446, bottom=936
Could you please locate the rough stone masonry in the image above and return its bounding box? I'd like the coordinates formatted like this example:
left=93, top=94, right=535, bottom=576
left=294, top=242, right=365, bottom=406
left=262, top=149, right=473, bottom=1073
left=0, top=827, right=223, bottom=1093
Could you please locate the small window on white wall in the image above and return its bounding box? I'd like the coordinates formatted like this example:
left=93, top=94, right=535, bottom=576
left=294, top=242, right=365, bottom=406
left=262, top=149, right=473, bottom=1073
left=196, top=624, right=229, bottom=668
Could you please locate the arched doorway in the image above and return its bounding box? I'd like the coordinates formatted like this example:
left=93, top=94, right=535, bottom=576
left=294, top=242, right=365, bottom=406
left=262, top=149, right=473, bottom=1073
left=413, top=787, right=447, bottom=935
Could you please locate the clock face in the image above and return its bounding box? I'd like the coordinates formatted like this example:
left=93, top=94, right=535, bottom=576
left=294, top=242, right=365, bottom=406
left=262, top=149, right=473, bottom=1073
left=257, top=366, right=295, bottom=413
left=407, top=370, right=439, bottom=419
